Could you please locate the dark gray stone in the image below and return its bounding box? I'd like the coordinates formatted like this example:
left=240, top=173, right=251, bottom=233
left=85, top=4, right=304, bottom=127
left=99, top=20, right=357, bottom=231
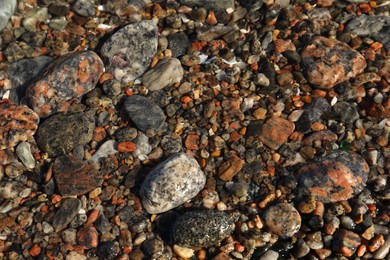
left=124, top=95, right=166, bottom=132
left=172, top=210, right=235, bottom=247
left=72, top=0, right=96, bottom=17
left=53, top=198, right=82, bottom=231
left=167, top=32, right=191, bottom=58
left=177, top=0, right=234, bottom=12
left=295, top=98, right=331, bottom=134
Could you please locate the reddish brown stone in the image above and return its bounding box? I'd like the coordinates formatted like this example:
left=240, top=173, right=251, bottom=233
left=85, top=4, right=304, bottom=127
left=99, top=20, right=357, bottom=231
left=297, top=150, right=369, bottom=203
left=332, top=229, right=361, bottom=257
left=301, top=36, right=366, bottom=89
left=25, top=51, right=104, bottom=118
left=259, top=116, right=295, bottom=150
left=185, top=134, right=200, bottom=150
left=303, top=130, right=338, bottom=146
left=0, top=100, right=39, bottom=150
left=53, top=155, right=103, bottom=196
left=76, top=226, right=99, bottom=249
left=218, top=155, right=244, bottom=181
left=263, top=203, right=301, bottom=238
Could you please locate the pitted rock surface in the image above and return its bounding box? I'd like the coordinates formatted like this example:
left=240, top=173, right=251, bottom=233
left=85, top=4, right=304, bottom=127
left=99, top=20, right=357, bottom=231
left=124, top=95, right=166, bottom=132
left=53, top=155, right=103, bottom=196
left=142, top=58, right=184, bottom=91
left=36, top=112, right=95, bottom=157
left=172, top=210, right=235, bottom=247
left=263, top=203, right=301, bottom=238
left=25, top=51, right=104, bottom=117
left=301, top=36, right=366, bottom=89
left=0, top=99, right=39, bottom=150
left=296, top=150, right=369, bottom=203
left=140, top=153, right=206, bottom=214
left=101, top=20, right=158, bottom=83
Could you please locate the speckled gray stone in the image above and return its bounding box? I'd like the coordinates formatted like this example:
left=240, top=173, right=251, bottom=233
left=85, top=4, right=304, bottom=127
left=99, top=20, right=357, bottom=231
left=140, top=153, right=206, bottom=214
left=0, top=0, right=16, bottom=32
left=263, top=203, right=301, bottom=238
left=142, top=58, right=183, bottom=91
left=172, top=210, right=235, bottom=247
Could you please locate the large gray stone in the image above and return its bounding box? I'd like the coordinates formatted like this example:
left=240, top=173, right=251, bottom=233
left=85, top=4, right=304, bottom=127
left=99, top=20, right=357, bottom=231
left=142, top=58, right=183, bottom=91
left=0, top=0, right=17, bottom=32
left=101, top=20, right=158, bottom=83
left=140, top=153, right=206, bottom=214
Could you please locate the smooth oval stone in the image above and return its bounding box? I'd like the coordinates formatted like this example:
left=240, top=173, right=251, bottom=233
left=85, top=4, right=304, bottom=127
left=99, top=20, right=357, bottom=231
left=142, top=58, right=184, bottom=91
left=263, top=203, right=301, bottom=238
left=172, top=210, right=235, bottom=247
left=25, top=51, right=104, bottom=117
left=36, top=112, right=95, bottom=157
left=140, top=153, right=206, bottom=214
left=124, top=95, right=166, bottom=132
left=296, top=150, right=369, bottom=203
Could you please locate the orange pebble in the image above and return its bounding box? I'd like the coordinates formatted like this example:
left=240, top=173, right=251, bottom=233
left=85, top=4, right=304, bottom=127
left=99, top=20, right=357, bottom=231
left=371, top=42, right=383, bottom=51
left=116, top=141, right=137, bottom=153
left=29, top=244, right=41, bottom=257
left=181, top=95, right=192, bottom=104
left=235, top=243, right=245, bottom=253
left=51, top=194, right=62, bottom=204
left=86, top=209, right=100, bottom=225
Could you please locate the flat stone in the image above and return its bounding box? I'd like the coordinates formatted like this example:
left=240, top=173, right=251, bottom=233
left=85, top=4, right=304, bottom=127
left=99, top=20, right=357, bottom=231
left=6, top=56, right=53, bottom=103
left=36, top=112, right=95, bottom=157
left=124, top=95, right=166, bottom=132
left=53, top=155, right=103, bottom=196
left=172, top=210, right=235, bottom=247
left=296, top=150, right=369, bottom=203
left=25, top=51, right=104, bottom=117
left=301, top=36, right=366, bottom=89
left=263, top=203, right=301, bottom=238
left=140, top=153, right=206, bottom=214
left=0, top=100, right=39, bottom=150
left=101, top=20, right=158, bottom=83
left=218, top=155, right=244, bottom=181
left=142, top=58, right=183, bottom=91
left=346, top=15, right=390, bottom=50
left=53, top=198, right=82, bottom=231
left=259, top=116, right=294, bottom=150
left=0, top=0, right=17, bottom=32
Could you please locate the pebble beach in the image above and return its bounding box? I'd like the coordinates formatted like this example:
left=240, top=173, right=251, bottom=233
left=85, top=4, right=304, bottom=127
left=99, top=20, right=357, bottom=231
left=0, top=0, right=389, bottom=259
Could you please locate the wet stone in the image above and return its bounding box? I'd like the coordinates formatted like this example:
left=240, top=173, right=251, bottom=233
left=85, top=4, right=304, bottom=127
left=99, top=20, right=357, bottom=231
left=140, top=153, right=206, bottom=214
left=177, top=0, right=234, bottom=12
left=53, top=198, right=82, bottom=231
left=172, top=210, right=235, bottom=247
left=36, top=112, right=95, bottom=157
left=263, top=203, right=301, bottom=238
left=332, top=229, right=361, bottom=257
left=333, top=102, right=360, bottom=124
left=25, top=51, right=104, bottom=117
left=259, top=116, right=295, bottom=150
left=346, top=15, right=390, bottom=50
left=0, top=0, right=16, bottom=32
left=53, top=155, right=103, bottom=196
left=101, top=20, right=158, bottom=83
left=301, top=36, right=366, bottom=89
left=6, top=56, right=53, bottom=103
left=98, top=241, right=120, bottom=260
left=124, top=95, right=166, bottom=132
left=77, top=226, right=99, bottom=249
left=295, top=98, right=331, bottom=134
left=0, top=100, right=39, bottom=150
left=142, top=58, right=184, bottom=91
left=296, top=150, right=369, bottom=203
left=167, top=32, right=191, bottom=58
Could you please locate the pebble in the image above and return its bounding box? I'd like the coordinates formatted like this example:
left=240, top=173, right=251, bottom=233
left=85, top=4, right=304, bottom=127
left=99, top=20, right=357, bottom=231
left=263, top=203, right=301, bottom=238
left=305, top=231, right=323, bottom=250
left=332, top=229, right=361, bottom=257
left=373, top=235, right=390, bottom=259
left=91, top=140, right=117, bottom=163
left=142, top=58, right=184, bottom=91
left=77, top=226, right=99, bottom=249
left=177, top=0, right=235, bottom=12
left=140, top=153, right=206, bottom=214
left=6, top=56, right=53, bottom=103
left=259, top=116, right=295, bottom=150
left=15, top=142, right=35, bottom=169
left=0, top=0, right=17, bottom=31
left=101, top=20, right=158, bottom=83
left=25, top=51, right=104, bottom=117
left=172, top=210, right=235, bottom=247
left=173, top=244, right=194, bottom=259
left=53, top=198, right=82, bottom=231
left=297, top=150, right=369, bottom=203
left=53, top=155, right=103, bottom=196
left=218, top=155, right=245, bottom=181
left=36, top=112, right=95, bottom=157
left=72, top=0, right=96, bottom=17
left=254, top=73, right=270, bottom=87
left=301, top=36, right=366, bottom=89
left=132, top=132, right=152, bottom=159
left=124, top=95, right=166, bottom=132
left=167, top=32, right=191, bottom=58
left=0, top=100, right=39, bottom=150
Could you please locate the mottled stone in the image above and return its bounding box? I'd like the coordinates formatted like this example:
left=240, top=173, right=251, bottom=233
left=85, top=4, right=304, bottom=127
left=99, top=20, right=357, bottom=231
left=196, top=24, right=234, bottom=42
left=332, top=229, right=361, bottom=257
left=140, top=153, right=206, bottom=214
left=172, top=210, right=235, bottom=247
left=177, top=0, right=234, bottom=11
left=167, top=32, right=191, bottom=58
left=296, top=150, right=369, bottom=203
left=0, top=0, right=16, bottom=32
left=142, top=58, right=184, bottom=91
left=36, top=112, right=95, bottom=157
left=124, top=95, right=166, bottom=132
left=6, top=56, right=53, bottom=103
left=295, top=98, right=331, bottom=134
left=263, top=203, right=301, bottom=238
left=77, top=226, right=99, bottom=249
left=0, top=100, right=39, bottom=150
left=346, top=15, right=390, bottom=50
left=218, top=155, right=244, bottom=181
left=101, top=20, right=158, bottom=83
left=15, top=142, right=35, bottom=169
left=25, top=51, right=104, bottom=117
left=301, top=36, right=366, bottom=89
left=72, top=0, right=96, bottom=17
left=259, top=116, right=295, bottom=150
left=53, top=198, right=82, bottom=231
left=53, top=155, right=103, bottom=196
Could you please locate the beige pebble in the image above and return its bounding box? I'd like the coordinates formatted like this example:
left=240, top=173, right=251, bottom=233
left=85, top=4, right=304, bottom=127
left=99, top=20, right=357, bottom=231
left=173, top=244, right=194, bottom=259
